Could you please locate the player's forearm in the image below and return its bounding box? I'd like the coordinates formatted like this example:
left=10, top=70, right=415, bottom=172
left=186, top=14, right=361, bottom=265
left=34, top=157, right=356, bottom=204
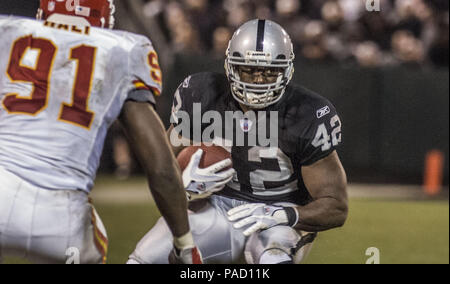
left=293, top=195, right=348, bottom=232
left=298, top=151, right=348, bottom=232
left=119, top=102, right=190, bottom=237
left=145, top=162, right=190, bottom=237
left=137, top=123, right=190, bottom=238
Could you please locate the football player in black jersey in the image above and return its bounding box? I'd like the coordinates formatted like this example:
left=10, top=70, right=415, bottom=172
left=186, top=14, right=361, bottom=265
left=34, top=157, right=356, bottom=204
left=128, top=19, right=348, bottom=264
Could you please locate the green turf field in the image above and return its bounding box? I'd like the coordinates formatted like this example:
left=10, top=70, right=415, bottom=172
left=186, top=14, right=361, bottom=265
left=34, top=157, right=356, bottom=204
left=97, top=198, right=450, bottom=264
left=3, top=177, right=449, bottom=264
left=303, top=199, right=449, bottom=264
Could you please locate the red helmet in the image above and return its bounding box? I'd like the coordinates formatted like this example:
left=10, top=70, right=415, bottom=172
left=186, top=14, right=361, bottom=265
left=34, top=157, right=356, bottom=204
left=37, top=0, right=115, bottom=29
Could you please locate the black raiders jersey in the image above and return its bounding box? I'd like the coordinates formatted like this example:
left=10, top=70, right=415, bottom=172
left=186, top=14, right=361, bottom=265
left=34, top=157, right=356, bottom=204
left=171, top=72, right=342, bottom=205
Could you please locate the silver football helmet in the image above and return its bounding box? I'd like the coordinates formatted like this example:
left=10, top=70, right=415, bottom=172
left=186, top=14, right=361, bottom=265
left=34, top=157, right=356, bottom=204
left=225, top=19, right=295, bottom=109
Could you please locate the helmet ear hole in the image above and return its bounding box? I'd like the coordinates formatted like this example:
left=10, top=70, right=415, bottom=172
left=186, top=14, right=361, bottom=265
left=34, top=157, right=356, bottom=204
left=276, top=54, right=286, bottom=60
left=233, top=52, right=242, bottom=57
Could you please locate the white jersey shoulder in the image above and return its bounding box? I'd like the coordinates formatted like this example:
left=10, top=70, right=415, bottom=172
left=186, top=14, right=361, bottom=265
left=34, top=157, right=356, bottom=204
left=0, top=16, right=162, bottom=192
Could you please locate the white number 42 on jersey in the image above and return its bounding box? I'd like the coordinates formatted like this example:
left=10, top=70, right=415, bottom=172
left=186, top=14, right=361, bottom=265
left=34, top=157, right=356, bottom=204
left=312, top=114, right=342, bottom=151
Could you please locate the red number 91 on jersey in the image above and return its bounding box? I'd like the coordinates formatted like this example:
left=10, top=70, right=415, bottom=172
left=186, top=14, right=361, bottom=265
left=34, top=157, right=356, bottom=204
left=3, top=35, right=97, bottom=129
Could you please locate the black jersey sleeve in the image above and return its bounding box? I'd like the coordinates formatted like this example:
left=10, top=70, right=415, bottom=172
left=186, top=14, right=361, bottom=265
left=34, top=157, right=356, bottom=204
left=298, top=98, right=342, bottom=166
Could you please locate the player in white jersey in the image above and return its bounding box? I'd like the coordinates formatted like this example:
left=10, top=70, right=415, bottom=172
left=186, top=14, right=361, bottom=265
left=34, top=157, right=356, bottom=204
left=0, top=0, right=201, bottom=264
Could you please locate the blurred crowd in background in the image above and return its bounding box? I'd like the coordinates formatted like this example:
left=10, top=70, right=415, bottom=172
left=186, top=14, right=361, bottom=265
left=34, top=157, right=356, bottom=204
left=141, top=0, right=449, bottom=67
left=0, top=0, right=447, bottom=181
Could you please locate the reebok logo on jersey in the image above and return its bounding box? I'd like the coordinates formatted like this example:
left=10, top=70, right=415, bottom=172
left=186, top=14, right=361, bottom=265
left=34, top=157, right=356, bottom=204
left=316, top=106, right=330, bottom=119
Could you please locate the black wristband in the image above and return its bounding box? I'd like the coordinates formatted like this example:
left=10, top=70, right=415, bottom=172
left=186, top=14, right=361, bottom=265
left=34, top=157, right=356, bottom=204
left=284, top=207, right=299, bottom=227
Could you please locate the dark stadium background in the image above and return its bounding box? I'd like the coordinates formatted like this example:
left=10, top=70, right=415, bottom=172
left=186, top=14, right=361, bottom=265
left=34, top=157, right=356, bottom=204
left=1, top=0, right=447, bottom=186
left=1, top=0, right=448, bottom=264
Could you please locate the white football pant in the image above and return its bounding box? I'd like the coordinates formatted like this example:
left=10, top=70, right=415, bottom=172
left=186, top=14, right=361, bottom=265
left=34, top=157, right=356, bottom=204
left=128, top=195, right=315, bottom=264
left=0, top=166, right=108, bottom=264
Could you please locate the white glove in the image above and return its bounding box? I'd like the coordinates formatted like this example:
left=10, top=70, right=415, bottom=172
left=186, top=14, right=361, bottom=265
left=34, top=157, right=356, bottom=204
left=227, top=203, right=299, bottom=237
left=183, top=149, right=235, bottom=201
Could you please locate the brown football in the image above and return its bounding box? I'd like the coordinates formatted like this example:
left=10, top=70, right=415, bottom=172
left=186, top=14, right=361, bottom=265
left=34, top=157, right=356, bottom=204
left=177, top=144, right=232, bottom=171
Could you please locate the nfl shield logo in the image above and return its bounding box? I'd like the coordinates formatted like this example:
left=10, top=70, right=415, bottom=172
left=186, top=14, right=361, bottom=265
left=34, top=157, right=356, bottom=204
left=240, top=118, right=253, bottom=132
